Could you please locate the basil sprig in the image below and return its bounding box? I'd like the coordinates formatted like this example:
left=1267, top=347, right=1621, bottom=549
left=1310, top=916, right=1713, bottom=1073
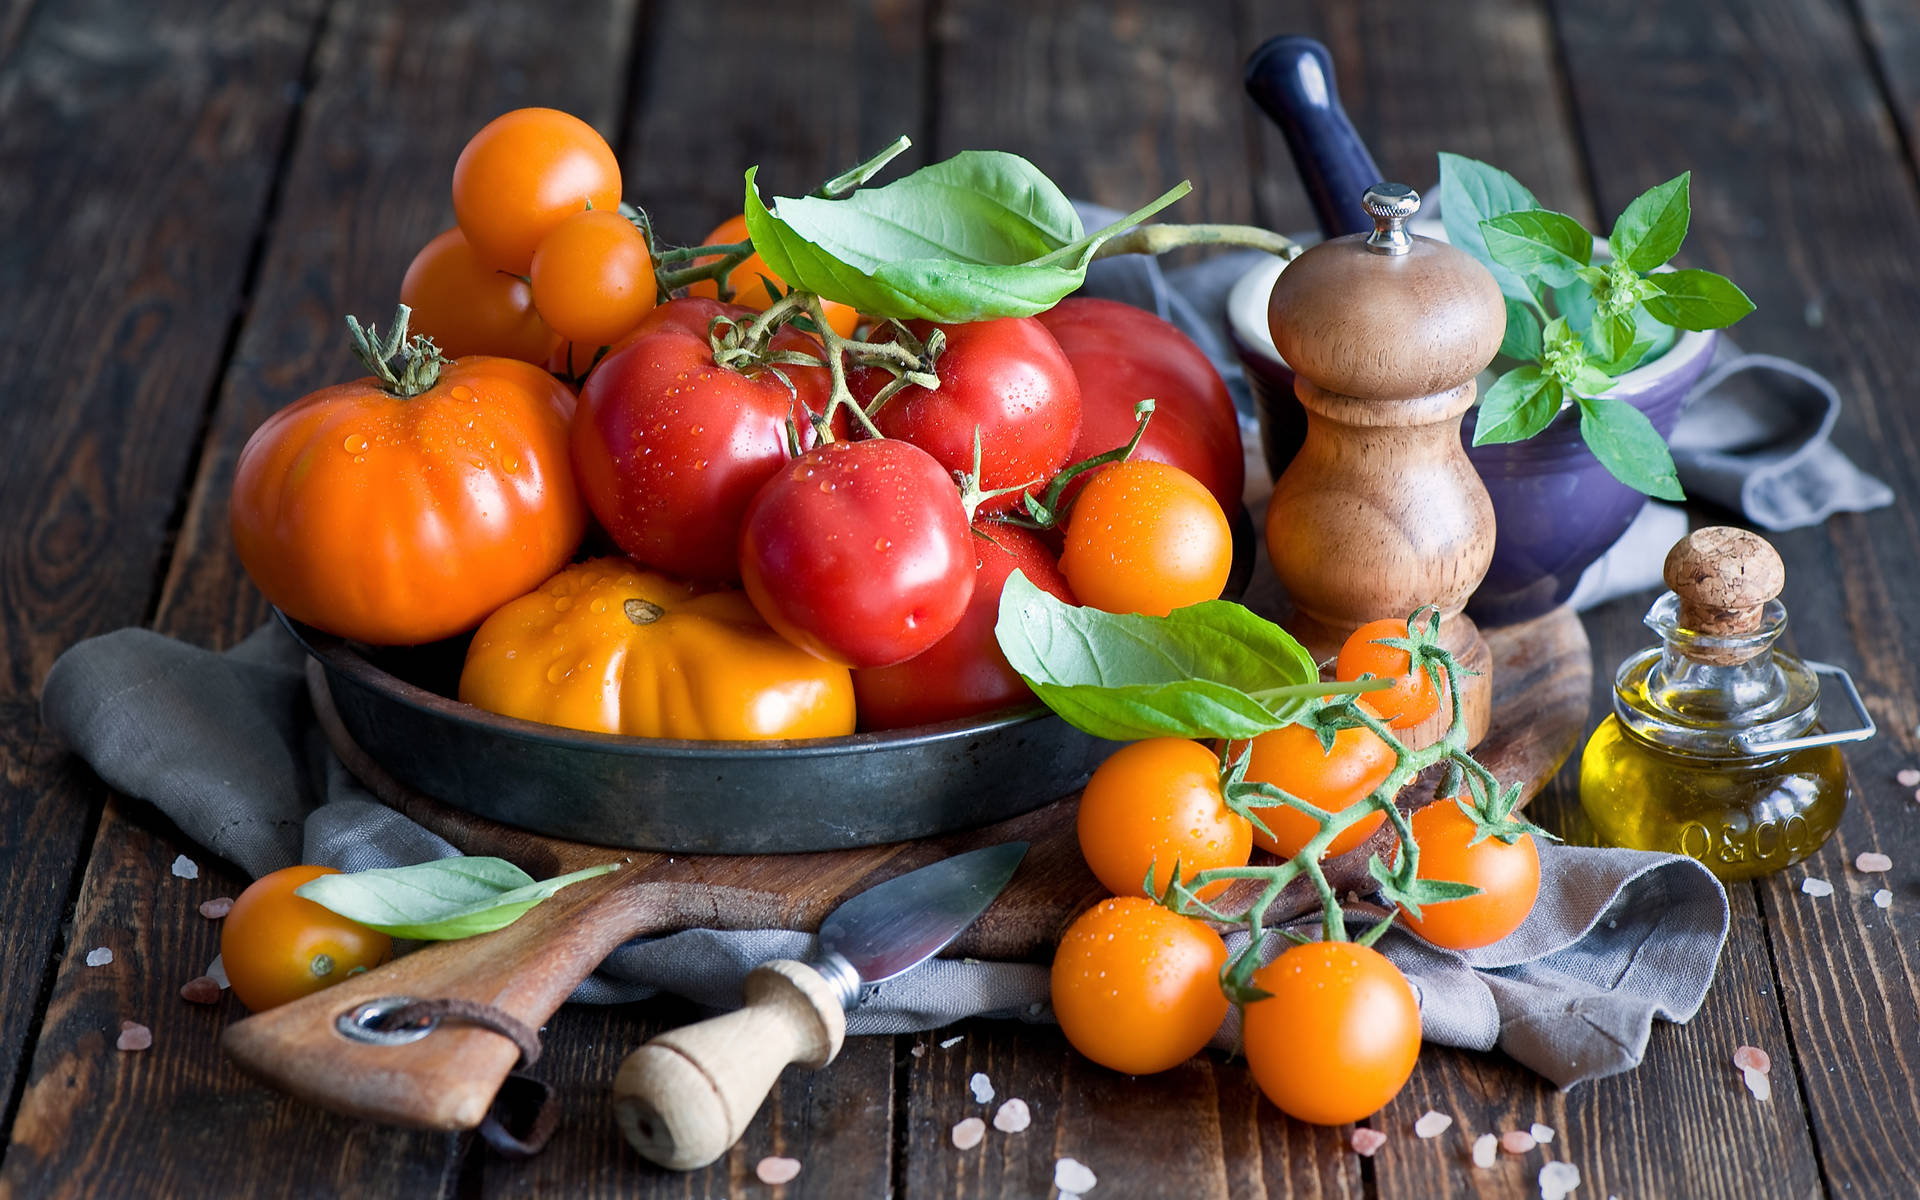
left=743, top=150, right=1188, bottom=322
left=1439, top=153, right=1754, bottom=500
left=295, top=857, right=620, bottom=941
left=993, top=572, right=1371, bottom=740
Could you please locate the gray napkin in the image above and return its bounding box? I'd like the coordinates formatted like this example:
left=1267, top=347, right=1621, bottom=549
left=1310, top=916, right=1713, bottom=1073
left=43, top=621, right=1728, bottom=1088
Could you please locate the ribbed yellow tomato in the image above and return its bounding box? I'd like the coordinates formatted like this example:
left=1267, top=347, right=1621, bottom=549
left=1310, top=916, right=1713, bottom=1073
left=459, top=558, right=855, bottom=740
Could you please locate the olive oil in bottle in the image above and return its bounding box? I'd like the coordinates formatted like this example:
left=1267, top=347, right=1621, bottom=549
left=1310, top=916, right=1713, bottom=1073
left=1578, top=528, right=1874, bottom=881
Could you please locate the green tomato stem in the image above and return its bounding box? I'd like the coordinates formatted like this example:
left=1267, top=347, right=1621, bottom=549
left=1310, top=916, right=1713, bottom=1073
left=1091, top=222, right=1303, bottom=262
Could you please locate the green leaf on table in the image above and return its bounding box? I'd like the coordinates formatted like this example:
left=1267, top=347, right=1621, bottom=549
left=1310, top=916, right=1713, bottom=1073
left=994, top=572, right=1335, bottom=740
left=1575, top=393, right=1685, bottom=500
left=295, top=857, right=621, bottom=941
left=1499, top=298, right=1542, bottom=363
left=1480, top=209, right=1594, bottom=288
left=1642, top=268, right=1755, bottom=330
left=1437, top=152, right=1542, bottom=303
left=1473, top=368, right=1562, bottom=445
left=1609, top=172, right=1691, bottom=272
left=743, top=152, right=1188, bottom=322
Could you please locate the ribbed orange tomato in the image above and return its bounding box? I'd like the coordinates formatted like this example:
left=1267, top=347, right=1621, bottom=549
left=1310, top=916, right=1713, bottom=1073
left=231, top=326, right=585, bottom=645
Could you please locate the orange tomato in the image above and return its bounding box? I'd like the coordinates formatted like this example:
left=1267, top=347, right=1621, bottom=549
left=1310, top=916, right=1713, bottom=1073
left=459, top=557, right=856, bottom=739
left=231, top=352, right=586, bottom=645
left=1051, top=897, right=1229, bottom=1075
left=1231, top=701, right=1397, bottom=858
left=1059, top=461, right=1231, bottom=617
left=452, top=108, right=622, bottom=274
left=1335, top=617, right=1448, bottom=729
left=1242, top=940, right=1421, bottom=1125
left=1077, top=738, right=1251, bottom=900
left=686, top=214, right=860, bottom=337
left=400, top=228, right=558, bottom=363
left=529, top=209, right=658, bottom=346
left=1397, top=799, right=1540, bottom=950
left=221, top=866, right=391, bottom=1013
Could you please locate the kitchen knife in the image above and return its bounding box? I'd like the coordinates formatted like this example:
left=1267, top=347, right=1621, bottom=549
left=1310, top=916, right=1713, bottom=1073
left=612, top=841, right=1028, bottom=1169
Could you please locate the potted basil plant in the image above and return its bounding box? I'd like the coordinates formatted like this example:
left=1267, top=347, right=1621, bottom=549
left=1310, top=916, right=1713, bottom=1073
left=1439, top=153, right=1753, bottom=623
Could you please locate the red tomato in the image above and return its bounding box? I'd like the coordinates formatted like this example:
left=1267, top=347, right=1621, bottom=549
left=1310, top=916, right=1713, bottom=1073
left=400, top=228, right=558, bottom=363
left=851, top=523, right=1073, bottom=728
left=1037, top=298, right=1245, bottom=514
left=571, top=298, right=832, bottom=582
left=1051, top=897, right=1229, bottom=1075
left=1242, top=940, right=1421, bottom=1125
left=1397, top=799, right=1541, bottom=949
left=1076, top=738, right=1252, bottom=900
left=1336, top=617, right=1448, bottom=729
left=452, top=108, right=622, bottom=274
left=1230, top=700, right=1396, bottom=859
left=1059, top=460, right=1231, bottom=616
left=530, top=209, right=658, bottom=347
left=740, top=438, right=975, bottom=668
left=849, top=317, right=1082, bottom=515
left=221, top=866, right=391, bottom=1013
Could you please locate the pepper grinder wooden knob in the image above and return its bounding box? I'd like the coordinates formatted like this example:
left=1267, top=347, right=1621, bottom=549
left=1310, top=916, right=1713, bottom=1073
left=1663, top=526, right=1786, bottom=665
left=1265, top=183, right=1503, bottom=748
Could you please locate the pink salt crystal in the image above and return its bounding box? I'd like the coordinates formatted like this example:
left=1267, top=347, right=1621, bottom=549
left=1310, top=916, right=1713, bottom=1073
left=1733, top=1045, right=1771, bottom=1074
left=993, top=1098, right=1031, bottom=1133
left=116, top=1022, right=152, bottom=1051
left=950, top=1118, right=985, bottom=1150
left=1413, top=1111, right=1453, bottom=1138
left=1350, top=1128, right=1387, bottom=1157
left=1054, top=1157, right=1098, bottom=1195
left=1896, top=768, right=1920, bottom=788
left=1472, top=1133, right=1498, bottom=1168
left=199, top=897, right=234, bottom=919
left=1800, top=877, right=1834, bottom=898
left=180, top=976, right=221, bottom=1005
left=1539, top=1160, right=1581, bottom=1200
left=1501, top=1130, right=1537, bottom=1155
left=1856, top=852, right=1893, bottom=873
left=1742, top=1067, right=1772, bottom=1102
left=754, top=1156, right=801, bottom=1185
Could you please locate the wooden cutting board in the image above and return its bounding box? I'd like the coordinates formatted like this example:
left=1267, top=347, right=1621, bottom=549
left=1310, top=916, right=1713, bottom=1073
left=222, top=604, right=1590, bottom=1133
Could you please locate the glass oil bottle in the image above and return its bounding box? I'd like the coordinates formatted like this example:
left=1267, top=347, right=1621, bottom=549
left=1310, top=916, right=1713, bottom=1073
left=1579, top=528, right=1875, bottom=881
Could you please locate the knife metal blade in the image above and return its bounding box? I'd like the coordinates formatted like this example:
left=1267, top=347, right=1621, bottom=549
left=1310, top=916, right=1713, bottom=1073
left=809, top=841, right=1027, bottom=1008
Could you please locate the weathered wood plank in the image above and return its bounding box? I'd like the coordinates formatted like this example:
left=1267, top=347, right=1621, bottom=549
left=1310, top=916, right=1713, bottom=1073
left=1552, top=0, right=1920, bottom=1195
left=4, top=0, right=640, bottom=1193
left=1854, top=0, right=1920, bottom=183
left=0, top=0, right=322, bottom=1146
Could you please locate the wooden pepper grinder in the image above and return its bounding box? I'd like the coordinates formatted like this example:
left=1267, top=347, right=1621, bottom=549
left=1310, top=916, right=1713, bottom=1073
left=1265, top=183, right=1503, bottom=748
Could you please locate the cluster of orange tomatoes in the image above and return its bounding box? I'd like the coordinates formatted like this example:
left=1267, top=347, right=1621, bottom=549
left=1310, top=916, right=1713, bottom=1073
left=1054, top=620, right=1544, bottom=1126
left=229, top=108, right=1250, bottom=739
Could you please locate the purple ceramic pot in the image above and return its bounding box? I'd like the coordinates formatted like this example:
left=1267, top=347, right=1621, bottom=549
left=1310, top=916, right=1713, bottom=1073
left=1226, top=250, right=1718, bottom=627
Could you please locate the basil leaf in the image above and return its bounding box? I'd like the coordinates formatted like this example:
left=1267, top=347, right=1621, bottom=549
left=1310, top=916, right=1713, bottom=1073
left=1480, top=210, right=1594, bottom=288
left=1590, top=309, right=1638, bottom=364
left=1552, top=279, right=1598, bottom=339
left=1437, top=152, right=1541, bottom=303
left=1473, top=368, right=1562, bottom=445
left=994, top=572, right=1326, bottom=740
left=743, top=152, right=1187, bottom=322
left=1642, top=268, right=1755, bottom=331
left=1574, top=394, right=1685, bottom=500
left=295, top=857, right=621, bottom=941
left=1609, top=172, right=1690, bottom=272
left=1499, top=299, right=1542, bottom=363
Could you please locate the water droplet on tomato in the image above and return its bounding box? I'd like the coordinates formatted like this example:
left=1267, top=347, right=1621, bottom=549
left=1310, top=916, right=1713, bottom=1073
left=554, top=596, right=573, bottom=611
left=452, top=385, right=475, bottom=402
left=503, top=456, right=520, bottom=473
left=546, top=663, right=568, bottom=684
left=589, top=598, right=607, bottom=614
left=874, top=537, right=890, bottom=552
left=693, top=459, right=708, bottom=470
left=342, top=434, right=368, bottom=454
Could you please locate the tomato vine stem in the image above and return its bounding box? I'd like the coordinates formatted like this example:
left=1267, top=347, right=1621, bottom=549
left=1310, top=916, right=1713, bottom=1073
left=1092, top=223, right=1304, bottom=262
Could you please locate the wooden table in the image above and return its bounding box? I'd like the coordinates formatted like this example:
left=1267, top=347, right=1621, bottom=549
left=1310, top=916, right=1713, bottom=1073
left=3, top=1, right=1917, bottom=1196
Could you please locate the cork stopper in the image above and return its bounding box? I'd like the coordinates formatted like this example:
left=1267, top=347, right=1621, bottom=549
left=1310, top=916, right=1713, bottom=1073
left=1267, top=183, right=1506, bottom=402
left=1663, top=527, right=1785, bottom=663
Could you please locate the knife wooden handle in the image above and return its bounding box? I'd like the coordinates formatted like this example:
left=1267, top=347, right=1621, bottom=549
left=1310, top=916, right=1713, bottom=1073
left=612, top=959, right=847, bottom=1170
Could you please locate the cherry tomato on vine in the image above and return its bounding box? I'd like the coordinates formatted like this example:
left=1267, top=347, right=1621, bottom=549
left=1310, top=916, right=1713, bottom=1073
left=1242, top=940, right=1420, bottom=1125
left=1396, top=798, right=1540, bottom=950
left=740, top=437, right=975, bottom=669
left=1051, top=897, right=1229, bottom=1076
left=1059, top=460, right=1231, bottom=617
left=1077, top=738, right=1252, bottom=900
left=852, top=522, right=1073, bottom=728
left=849, top=317, right=1082, bottom=516
left=530, top=209, right=658, bottom=347
left=571, top=297, right=832, bottom=582
left=1230, top=700, right=1396, bottom=859
left=400, top=228, right=558, bottom=363
left=1336, top=617, right=1448, bottom=729
left=687, top=213, right=861, bottom=337
left=452, top=107, right=622, bottom=274
left=1037, top=297, right=1246, bottom=514
left=220, top=865, right=391, bottom=1013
